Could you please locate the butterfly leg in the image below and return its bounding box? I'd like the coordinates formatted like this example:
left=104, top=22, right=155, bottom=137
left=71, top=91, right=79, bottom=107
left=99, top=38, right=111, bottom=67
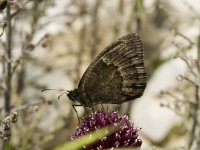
left=83, top=106, right=90, bottom=116
left=72, top=104, right=82, bottom=125
left=91, top=107, right=95, bottom=113
left=100, top=103, right=106, bottom=112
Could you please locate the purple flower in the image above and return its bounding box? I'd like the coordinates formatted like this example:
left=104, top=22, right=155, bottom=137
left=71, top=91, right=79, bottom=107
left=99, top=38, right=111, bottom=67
left=71, top=111, right=142, bottom=149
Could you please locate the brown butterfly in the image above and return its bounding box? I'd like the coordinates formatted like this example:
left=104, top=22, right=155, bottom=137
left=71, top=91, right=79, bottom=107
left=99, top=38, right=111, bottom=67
left=67, top=33, right=147, bottom=108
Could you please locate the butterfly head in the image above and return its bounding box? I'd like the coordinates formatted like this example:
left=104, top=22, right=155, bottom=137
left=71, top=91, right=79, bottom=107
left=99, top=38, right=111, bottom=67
left=67, top=89, right=80, bottom=102
left=67, top=89, right=94, bottom=107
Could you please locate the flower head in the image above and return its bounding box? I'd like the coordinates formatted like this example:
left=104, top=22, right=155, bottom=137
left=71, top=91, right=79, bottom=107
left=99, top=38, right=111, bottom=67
left=71, top=111, right=142, bottom=149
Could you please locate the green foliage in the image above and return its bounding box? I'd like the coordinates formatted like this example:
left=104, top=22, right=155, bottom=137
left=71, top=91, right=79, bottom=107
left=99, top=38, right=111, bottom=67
left=54, top=125, right=119, bottom=150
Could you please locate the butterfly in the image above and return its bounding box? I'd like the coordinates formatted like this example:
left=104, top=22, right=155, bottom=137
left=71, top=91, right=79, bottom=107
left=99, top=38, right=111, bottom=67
left=67, top=33, right=147, bottom=108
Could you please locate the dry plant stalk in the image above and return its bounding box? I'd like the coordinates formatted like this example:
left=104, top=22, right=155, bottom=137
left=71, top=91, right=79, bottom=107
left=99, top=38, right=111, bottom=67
left=159, top=31, right=200, bottom=149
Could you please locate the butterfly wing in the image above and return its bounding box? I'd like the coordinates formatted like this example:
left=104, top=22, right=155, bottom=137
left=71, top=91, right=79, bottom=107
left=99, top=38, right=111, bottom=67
left=78, top=33, right=147, bottom=106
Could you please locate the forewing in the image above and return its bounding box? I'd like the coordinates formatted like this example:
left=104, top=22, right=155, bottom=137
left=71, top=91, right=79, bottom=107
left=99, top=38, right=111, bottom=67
left=78, top=33, right=147, bottom=105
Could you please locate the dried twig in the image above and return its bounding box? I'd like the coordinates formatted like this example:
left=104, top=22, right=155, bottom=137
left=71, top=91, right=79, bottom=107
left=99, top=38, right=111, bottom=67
left=0, top=21, right=7, bottom=37
left=12, top=98, right=52, bottom=112
left=187, top=29, right=200, bottom=149
left=178, top=75, right=198, bottom=87
left=76, top=0, right=87, bottom=84
left=174, top=30, right=195, bottom=46
left=180, top=57, right=197, bottom=77
left=135, top=0, right=143, bottom=32
left=4, top=0, right=12, bottom=118
left=0, top=112, right=17, bottom=141
left=90, top=0, right=101, bottom=59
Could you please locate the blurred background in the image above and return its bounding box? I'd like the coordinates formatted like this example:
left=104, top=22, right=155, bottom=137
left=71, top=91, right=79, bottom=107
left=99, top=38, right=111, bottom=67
left=0, top=0, right=200, bottom=149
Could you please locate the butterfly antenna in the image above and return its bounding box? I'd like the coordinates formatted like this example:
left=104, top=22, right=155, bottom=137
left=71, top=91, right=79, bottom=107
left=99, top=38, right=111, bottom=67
left=41, top=88, right=66, bottom=92
left=41, top=88, right=68, bottom=100
left=58, top=91, right=68, bottom=99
